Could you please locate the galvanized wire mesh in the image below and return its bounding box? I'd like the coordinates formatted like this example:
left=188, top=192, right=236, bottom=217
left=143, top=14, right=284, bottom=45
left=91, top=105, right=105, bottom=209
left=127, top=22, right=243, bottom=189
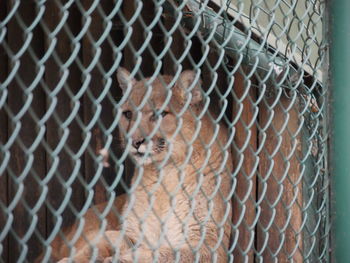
left=0, top=0, right=329, bottom=262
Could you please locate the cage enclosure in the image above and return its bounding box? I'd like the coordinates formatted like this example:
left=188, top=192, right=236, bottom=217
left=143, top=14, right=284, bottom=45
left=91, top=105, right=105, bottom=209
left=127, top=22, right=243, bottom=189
left=0, top=0, right=329, bottom=262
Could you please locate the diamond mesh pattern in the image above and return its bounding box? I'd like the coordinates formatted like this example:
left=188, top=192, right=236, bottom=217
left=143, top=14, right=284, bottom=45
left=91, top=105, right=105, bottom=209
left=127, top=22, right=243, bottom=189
left=0, top=0, right=329, bottom=262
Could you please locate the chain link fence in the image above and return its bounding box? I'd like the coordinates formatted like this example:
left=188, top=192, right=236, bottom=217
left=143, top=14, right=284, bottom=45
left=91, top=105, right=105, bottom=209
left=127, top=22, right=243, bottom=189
left=0, top=0, right=329, bottom=262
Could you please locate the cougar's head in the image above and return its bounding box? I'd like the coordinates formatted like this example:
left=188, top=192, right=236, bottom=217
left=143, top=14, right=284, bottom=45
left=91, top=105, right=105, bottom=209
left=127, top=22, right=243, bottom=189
left=117, top=68, right=203, bottom=166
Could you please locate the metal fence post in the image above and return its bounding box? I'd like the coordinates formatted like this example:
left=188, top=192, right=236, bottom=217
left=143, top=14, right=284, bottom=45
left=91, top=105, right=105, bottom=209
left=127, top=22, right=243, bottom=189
left=330, top=0, right=350, bottom=261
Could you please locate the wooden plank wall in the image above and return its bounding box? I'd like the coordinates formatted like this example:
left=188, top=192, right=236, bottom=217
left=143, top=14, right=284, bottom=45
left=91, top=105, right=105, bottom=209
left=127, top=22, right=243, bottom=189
left=6, top=1, right=46, bottom=261
left=0, top=1, right=304, bottom=262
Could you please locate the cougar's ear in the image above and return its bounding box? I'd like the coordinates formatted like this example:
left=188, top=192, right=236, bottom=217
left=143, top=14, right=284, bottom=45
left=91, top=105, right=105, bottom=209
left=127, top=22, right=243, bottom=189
left=177, top=70, right=202, bottom=105
left=117, top=67, right=136, bottom=93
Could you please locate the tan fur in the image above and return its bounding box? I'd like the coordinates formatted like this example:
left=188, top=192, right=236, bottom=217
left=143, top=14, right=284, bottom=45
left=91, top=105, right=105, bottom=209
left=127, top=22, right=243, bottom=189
left=39, top=69, right=233, bottom=262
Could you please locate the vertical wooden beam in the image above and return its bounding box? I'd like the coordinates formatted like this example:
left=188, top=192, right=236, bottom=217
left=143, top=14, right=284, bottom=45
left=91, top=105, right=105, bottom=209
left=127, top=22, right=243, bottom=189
left=232, top=72, right=257, bottom=263
left=257, top=93, right=303, bottom=262
left=123, top=0, right=156, bottom=76
left=0, top=1, right=9, bottom=261
left=82, top=0, right=115, bottom=205
left=123, top=0, right=142, bottom=73
left=7, top=1, right=46, bottom=261
left=43, top=0, right=85, bottom=251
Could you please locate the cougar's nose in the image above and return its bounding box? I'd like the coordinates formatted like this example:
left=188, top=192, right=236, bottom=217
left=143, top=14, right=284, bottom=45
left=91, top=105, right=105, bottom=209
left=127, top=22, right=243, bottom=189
left=132, top=138, right=145, bottom=149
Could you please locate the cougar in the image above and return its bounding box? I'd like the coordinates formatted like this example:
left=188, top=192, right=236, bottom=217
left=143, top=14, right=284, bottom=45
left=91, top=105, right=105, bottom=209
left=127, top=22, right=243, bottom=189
left=39, top=68, right=233, bottom=262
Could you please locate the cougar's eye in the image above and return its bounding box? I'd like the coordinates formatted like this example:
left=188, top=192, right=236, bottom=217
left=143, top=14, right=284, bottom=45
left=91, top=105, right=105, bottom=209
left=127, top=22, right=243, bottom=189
left=151, top=110, right=169, bottom=121
left=123, top=110, right=132, bottom=120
